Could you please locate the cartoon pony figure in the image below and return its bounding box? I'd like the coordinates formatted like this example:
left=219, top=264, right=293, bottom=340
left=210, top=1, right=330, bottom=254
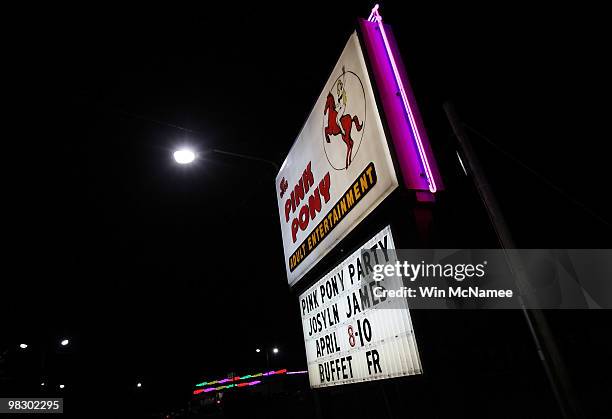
left=324, top=72, right=363, bottom=169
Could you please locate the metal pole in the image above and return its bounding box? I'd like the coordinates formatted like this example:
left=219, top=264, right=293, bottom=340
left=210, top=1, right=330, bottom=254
left=211, top=149, right=280, bottom=172
left=379, top=383, right=394, bottom=419
left=266, top=347, right=271, bottom=413
left=313, top=390, right=323, bottom=419
left=443, top=101, right=582, bottom=419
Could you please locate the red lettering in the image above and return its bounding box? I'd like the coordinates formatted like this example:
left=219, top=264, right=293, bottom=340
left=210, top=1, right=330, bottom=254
left=319, top=172, right=331, bottom=203
left=292, top=218, right=300, bottom=243
left=299, top=205, right=310, bottom=230
left=303, top=162, right=314, bottom=193
left=309, top=189, right=322, bottom=219
left=294, top=179, right=305, bottom=207
left=286, top=167, right=331, bottom=243
left=285, top=199, right=292, bottom=222
left=290, top=190, right=296, bottom=213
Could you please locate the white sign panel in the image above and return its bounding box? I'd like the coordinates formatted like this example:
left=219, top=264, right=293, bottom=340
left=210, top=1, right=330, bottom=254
left=276, top=32, right=399, bottom=286
left=299, top=226, right=422, bottom=388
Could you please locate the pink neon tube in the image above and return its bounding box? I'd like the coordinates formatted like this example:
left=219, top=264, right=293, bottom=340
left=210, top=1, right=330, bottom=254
left=369, top=5, right=437, bottom=193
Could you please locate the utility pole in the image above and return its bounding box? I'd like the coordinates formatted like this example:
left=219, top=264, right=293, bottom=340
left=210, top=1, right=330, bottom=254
left=444, top=102, right=582, bottom=419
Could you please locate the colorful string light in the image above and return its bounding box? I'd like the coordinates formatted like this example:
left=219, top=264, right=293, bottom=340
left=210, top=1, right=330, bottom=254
left=192, top=370, right=307, bottom=395
left=193, top=380, right=262, bottom=395
left=195, top=369, right=288, bottom=388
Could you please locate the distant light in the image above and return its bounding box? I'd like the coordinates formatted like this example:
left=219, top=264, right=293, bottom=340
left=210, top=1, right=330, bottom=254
left=272, top=347, right=279, bottom=354
left=19, top=343, right=28, bottom=349
left=59, top=384, right=65, bottom=389
left=173, top=149, right=196, bottom=164
left=255, top=348, right=261, bottom=353
left=137, top=382, right=142, bottom=388
left=41, top=382, right=45, bottom=386
left=60, top=339, right=69, bottom=347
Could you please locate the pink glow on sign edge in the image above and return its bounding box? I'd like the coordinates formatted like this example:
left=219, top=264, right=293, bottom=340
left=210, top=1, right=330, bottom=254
left=368, top=4, right=438, bottom=193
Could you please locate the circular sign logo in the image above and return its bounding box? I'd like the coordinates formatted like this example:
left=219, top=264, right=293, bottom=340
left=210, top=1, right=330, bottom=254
left=322, top=69, right=366, bottom=170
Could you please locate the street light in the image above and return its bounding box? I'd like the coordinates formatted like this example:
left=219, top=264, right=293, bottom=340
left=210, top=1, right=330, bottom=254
left=256, top=346, right=280, bottom=369
left=19, top=343, right=28, bottom=349
left=172, top=147, right=279, bottom=172
left=59, top=384, right=65, bottom=389
left=137, top=382, right=142, bottom=388
left=60, top=339, right=69, bottom=347
left=173, top=148, right=196, bottom=164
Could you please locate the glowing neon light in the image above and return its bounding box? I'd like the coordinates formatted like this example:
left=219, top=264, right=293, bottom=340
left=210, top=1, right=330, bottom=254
left=195, top=369, right=287, bottom=387
left=286, top=370, right=308, bottom=375
left=193, top=380, right=263, bottom=395
left=367, top=4, right=379, bottom=21
left=368, top=4, right=437, bottom=193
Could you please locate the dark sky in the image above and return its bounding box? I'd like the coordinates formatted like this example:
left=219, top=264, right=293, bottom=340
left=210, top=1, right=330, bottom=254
left=3, top=1, right=610, bottom=417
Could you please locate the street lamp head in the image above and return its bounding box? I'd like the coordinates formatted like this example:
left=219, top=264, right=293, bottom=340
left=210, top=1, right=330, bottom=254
left=137, top=382, right=142, bottom=388
left=173, top=148, right=196, bottom=164
left=255, top=348, right=261, bottom=353
left=60, top=339, right=69, bottom=347
left=272, top=347, right=279, bottom=354
left=59, top=384, right=65, bottom=389
left=19, top=343, right=28, bottom=349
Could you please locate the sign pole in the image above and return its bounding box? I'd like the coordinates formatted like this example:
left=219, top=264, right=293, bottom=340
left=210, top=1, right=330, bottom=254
left=444, top=101, right=582, bottom=419
left=312, top=390, right=323, bottom=419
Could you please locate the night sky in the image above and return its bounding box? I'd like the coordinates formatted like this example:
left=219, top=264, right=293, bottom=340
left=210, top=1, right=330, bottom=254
left=3, top=1, right=610, bottom=418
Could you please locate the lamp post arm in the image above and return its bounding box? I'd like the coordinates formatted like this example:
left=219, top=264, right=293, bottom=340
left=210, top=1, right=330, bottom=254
left=211, top=149, right=280, bottom=173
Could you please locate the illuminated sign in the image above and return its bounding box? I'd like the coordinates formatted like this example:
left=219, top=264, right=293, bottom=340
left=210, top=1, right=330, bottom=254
left=276, top=32, right=399, bottom=287
left=277, top=6, right=443, bottom=286
left=298, top=226, right=422, bottom=388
